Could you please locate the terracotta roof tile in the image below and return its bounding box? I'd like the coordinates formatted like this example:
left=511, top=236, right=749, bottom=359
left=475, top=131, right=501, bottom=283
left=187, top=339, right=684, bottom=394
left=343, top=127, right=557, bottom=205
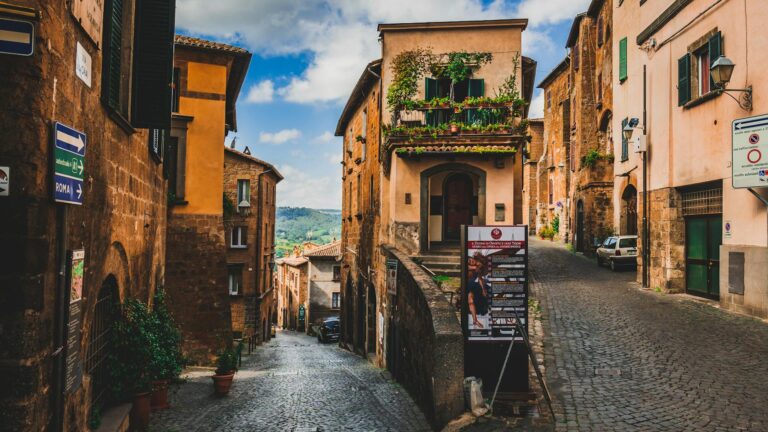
left=174, top=35, right=250, bottom=55
left=303, top=241, right=341, bottom=258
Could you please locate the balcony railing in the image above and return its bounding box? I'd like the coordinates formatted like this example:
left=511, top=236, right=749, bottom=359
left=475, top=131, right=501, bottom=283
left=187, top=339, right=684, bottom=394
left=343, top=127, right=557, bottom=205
left=386, top=100, right=525, bottom=139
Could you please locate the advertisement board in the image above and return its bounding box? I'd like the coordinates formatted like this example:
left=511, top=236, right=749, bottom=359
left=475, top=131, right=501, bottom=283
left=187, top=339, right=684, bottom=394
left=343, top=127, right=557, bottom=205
left=733, top=114, right=768, bottom=189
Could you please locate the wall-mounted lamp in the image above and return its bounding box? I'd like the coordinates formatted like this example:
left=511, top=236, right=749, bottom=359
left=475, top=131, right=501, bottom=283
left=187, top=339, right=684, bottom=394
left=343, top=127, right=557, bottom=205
left=622, top=118, right=647, bottom=154
left=711, top=55, right=752, bottom=111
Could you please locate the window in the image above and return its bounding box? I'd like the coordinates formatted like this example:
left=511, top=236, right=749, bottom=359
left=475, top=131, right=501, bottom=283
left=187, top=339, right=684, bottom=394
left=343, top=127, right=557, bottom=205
left=237, top=179, right=250, bottom=206
left=597, top=73, right=603, bottom=101
left=573, top=42, right=579, bottom=70
left=171, top=67, right=181, bottom=112
left=621, top=117, right=629, bottom=161
left=165, top=135, right=185, bottom=201
left=548, top=176, right=554, bottom=205
left=228, top=265, right=243, bottom=295
left=148, top=129, right=165, bottom=162
left=361, top=109, right=367, bottom=139
left=357, top=174, right=361, bottom=215
left=619, top=37, right=628, bottom=82
left=619, top=238, right=637, bottom=248
left=546, top=90, right=551, bottom=109
left=347, top=128, right=353, bottom=154
left=597, top=17, right=604, bottom=46
left=231, top=226, right=247, bottom=248
left=102, top=0, right=134, bottom=115
left=332, top=266, right=341, bottom=282
left=332, top=292, right=341, bottom=309
left=361, top=111, right=367, bottom=162
left=679, top=32, right=721, bottom=106
left=369, top=175, right=374, bottom=210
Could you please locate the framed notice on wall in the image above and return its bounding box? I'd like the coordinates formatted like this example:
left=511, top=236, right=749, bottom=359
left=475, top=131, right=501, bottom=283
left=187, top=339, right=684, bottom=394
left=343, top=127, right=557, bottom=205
left=65, top=249, right=85, bottom=393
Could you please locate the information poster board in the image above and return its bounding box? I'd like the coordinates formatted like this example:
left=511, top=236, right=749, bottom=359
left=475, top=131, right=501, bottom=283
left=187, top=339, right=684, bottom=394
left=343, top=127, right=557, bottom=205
left=65, top=249, right=85, bottom=394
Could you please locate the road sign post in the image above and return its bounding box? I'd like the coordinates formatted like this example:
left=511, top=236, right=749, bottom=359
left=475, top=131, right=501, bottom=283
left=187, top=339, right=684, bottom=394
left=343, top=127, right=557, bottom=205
left=53, top=122, right=87, bottom=205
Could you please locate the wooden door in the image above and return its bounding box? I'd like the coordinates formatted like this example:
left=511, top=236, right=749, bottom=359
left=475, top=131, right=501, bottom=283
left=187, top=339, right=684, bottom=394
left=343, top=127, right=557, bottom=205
left=443, top=174, right=473, bottom=241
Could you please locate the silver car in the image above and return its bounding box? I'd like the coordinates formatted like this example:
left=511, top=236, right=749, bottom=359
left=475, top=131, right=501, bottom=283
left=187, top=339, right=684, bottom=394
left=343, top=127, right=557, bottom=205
left=596, top=235, right=638, bottom=271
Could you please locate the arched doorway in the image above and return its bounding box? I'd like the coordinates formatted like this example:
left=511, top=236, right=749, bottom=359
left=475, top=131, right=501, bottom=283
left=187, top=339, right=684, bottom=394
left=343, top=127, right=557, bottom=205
left=366, top=283, right=376, bottom=355
left=576, top=200, right=585, bottom=252
left=622, top=185, right=638, bottom=235
left=356, top=277, right=366, bottom=353
left=443, top=173, right=474, bottom=241
left=344, top=277, right=354, bottom=342
left=85, top=276, right=119, bottom=411
left=599, top=110, right=613, bottom=154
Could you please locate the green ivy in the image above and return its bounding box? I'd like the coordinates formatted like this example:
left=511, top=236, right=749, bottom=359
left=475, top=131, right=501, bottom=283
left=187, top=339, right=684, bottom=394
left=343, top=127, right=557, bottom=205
left=581, top=148, right=615, bottom=168
left=150, top=288, right=184, bottom=381
left=223, top=193, right=236, bottom=218
left=109, top=299, right=156, bottom=399
left=386, top=48, right=436, bottom=114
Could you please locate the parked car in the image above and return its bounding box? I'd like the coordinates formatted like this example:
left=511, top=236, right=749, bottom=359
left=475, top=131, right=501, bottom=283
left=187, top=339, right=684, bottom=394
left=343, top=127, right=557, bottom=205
left=317, top=317, right=340, bottom=343
left=597, top=235, right=638, bottom=271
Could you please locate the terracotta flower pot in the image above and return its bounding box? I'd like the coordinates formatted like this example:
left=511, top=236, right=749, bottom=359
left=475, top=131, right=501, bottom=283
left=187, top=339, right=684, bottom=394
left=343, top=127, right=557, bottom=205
left=150, top=379, right=170, bottom=411
left=130, top=391, right=152, bottom=431
left=212, top=372, right=235, bottom=395
left=450, top=124, right=459, bottom=134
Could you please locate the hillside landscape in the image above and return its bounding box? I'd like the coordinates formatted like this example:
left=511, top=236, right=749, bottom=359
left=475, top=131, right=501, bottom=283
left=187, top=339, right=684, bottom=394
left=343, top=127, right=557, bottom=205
left=275, top=207, right=342, bottom=258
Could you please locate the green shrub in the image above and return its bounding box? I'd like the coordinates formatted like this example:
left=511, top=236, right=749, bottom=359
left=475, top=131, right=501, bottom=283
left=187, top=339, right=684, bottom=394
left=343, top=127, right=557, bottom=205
left=150, top=288, right=183, bottom=381
left=109, top=299, right=156, bottom=399
left=215, top=347, right=238, bottom=375
left=551, top=214, right=560, bottom=234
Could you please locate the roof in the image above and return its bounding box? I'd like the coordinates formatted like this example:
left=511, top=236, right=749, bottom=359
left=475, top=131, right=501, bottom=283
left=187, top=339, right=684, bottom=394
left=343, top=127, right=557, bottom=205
left=537, top=56, right=570, bottom=89
left=174, top=35, right=252, bottom=133
left=304, top=241, right=341, bottom=258
left=335, top=59, right=382, bottom=136
left=587, top=0, right=606, bottom=18
left=224, top=147, right=284, bottom=181
left=378, top=19, right=528, bottom=33
left=528, top=118, right=544, bottom=123
left=565, top=13, right=587, bottom=48
left=521, top=56, right=537, bottom=118
left=282, top=256, right=308, bottom=267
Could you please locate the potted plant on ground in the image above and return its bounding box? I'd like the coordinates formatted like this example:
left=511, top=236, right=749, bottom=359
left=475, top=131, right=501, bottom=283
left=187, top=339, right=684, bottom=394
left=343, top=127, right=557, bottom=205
left=149, top=288, right=183, bottom=411
left=109, top=298, right=156, bottom=431
left=212, top=347, right=238, bottom=395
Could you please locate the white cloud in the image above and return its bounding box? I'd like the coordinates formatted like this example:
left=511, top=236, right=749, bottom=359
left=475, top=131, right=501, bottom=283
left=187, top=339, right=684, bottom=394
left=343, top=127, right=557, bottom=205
left=514, top=0, right=591, bottom=28
left=246, top=80, right=275, bottom=103
left=259, top=129, right=302, bottom=144
left=528, top=89, right=544, bottom=119
left=276, top=164, right=342, bottom=209
left=313, top=131, right=337, bottom=144
left=325, top=152, right=342, bottom=165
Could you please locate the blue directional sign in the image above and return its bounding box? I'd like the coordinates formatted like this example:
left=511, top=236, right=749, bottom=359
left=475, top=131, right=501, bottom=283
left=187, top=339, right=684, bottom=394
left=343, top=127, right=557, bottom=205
left=53, top=122, right=86, bottom=205
left=0, top=17, right=34, bottom=56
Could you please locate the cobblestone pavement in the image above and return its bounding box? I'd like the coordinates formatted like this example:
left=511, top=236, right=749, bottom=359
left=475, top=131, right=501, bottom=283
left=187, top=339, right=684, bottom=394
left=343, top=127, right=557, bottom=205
left=530, top=239, right=768, bottom=432
left=150, top=331, right=430, bottom=432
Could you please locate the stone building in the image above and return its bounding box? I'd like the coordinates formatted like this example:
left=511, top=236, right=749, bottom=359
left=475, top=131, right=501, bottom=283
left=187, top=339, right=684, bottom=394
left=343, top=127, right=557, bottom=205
left=165, top=35, right=251, bottom=363
left=336, top=19, right=536, bottom=428
left=275, top=255, right=309, bottom=331
left=565, top=0, right=615, bottom=253
left=223, top=147, right=282, bottom=343
left=0, top=0, right=174, bottom=429
left=522, top=118, right=543, bottom=233
left=304, top=241, right=342, bottom=329
left=613, top=0, right=768, bottom=316
left=535, top=56, right=572, bottom=239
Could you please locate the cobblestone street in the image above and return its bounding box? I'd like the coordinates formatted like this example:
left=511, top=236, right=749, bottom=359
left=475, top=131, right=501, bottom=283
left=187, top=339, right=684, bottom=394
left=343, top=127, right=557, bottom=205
left=531, top=239, right=768, bottom=432
left=150, top=331, right=430, bottom=431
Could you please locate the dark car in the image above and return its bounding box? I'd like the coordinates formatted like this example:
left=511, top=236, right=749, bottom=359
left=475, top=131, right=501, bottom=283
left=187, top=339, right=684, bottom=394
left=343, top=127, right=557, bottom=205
left=317, top=317, right=340, bottom=343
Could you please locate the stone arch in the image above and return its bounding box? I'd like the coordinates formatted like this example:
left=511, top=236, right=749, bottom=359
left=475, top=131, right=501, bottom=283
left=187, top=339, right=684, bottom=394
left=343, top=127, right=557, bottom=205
left=598, top=110, right=613, bottom=154
left=99, top=241, right=131, bottom=303
left=419, top=163, right=487, bottom=252
left=621, top=184, right=638, bottom=235
left=84, top=275, right=119, bottom=410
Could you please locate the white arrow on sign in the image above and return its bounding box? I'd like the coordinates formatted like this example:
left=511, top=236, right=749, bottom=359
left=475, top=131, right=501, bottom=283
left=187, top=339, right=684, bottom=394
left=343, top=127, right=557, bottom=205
left=76, top=183, right=82, bottom=199
left=57, top=129, right=85, bottom=152
left=77, top=159, right=84, bottom=175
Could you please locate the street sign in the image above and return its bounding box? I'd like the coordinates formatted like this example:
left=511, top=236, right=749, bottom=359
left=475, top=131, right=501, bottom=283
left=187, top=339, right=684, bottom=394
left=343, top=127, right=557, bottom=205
left=0, top=166, right=8, bottom=196
left=53, top=122, right=87, bottom=205
left=75, top=42, right=92, bottom=87
left=733, top=113, right=768, bottom=188
left=0, top=17, right=34, bottom=56
left=386, top=259, right=398, bottom=295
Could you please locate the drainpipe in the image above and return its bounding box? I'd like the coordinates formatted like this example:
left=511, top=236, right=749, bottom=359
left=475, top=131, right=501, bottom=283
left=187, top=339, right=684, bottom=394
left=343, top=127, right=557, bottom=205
left=642, top=65, right=649, bottom=288
left=255, top=169, right=272, bottom=340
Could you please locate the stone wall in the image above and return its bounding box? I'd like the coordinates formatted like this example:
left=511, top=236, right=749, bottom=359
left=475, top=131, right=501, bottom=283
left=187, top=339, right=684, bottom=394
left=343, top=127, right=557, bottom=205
left=383, top=246, right=464, bottom=430
left=638, top=187, right=685, bottom=292
left=0, top=1, right=167, bottom=429
left=165, top=213, right=231, bottom=364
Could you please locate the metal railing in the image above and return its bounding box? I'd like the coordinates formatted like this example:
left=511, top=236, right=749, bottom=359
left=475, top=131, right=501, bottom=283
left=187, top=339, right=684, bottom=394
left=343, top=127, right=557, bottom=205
left=395, top=106, right=513, bottom=129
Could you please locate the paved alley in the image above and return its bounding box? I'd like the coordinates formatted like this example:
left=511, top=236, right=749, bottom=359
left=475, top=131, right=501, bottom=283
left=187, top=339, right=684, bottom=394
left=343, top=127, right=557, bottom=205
left=150, top=331, right=430, bottom=432
left=531, top=239, right=768, bottom=432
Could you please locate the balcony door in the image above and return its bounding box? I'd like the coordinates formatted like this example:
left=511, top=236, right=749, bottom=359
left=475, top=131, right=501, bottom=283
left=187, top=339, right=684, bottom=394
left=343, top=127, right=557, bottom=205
left=443, top=173, right=474, bottom=241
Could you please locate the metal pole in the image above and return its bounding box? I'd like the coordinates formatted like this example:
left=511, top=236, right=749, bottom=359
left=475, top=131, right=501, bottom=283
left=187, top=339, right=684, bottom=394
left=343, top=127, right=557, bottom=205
left=642, top=65, right=649, bottom=288
left=51, top=205, right=67, bottom=431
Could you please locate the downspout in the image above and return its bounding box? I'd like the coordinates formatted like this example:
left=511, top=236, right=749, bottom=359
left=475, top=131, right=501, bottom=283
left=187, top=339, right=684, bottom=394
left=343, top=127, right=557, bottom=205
left=254, top=169, right=272, bottom=339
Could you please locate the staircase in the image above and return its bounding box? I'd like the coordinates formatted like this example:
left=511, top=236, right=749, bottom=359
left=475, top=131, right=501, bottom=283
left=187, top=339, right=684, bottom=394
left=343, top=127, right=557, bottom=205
left=416, top=243, right=462, bottom=277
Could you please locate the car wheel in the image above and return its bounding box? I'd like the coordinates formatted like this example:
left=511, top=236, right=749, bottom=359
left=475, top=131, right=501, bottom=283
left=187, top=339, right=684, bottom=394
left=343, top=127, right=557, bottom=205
left=610, top=259, right=617, bottom=272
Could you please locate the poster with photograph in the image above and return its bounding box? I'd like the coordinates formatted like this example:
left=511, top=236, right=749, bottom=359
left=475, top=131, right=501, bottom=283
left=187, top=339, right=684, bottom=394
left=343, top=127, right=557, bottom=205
left=464, top=226, right=527, bottom=341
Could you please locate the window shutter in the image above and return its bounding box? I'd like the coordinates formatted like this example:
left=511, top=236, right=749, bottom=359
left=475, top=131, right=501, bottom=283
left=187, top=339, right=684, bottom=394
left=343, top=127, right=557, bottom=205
left=621, top=117, right=629, bottom=161
left=708, top=31, right=722, bottom=89
left=131, top=0, right=177, bottom=129
left=678, top=53, right=691, bottom=106
left=425, top=78, right=437, bottom=126
left=597, top=17, right=604, bottom=46
left=467, top=79, right=484, bottom=124
left=102, top=0, right=123, bottom=110
left=573, top=43, right=580, bottom=70
left=619, top=37, right=627, bottom=81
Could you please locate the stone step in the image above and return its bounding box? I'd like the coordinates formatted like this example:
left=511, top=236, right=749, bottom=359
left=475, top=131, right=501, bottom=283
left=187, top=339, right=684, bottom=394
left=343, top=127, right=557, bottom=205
left=422, top=261, right=461, bottom=270
left=418, top=255, right=462, bottom=264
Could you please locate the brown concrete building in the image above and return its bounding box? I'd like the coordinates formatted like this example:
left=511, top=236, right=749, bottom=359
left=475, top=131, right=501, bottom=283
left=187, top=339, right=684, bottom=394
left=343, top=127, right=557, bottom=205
left=536, top=56, right=572, bottom=239
left=304, top=241, right=342, bottom=329
left=165, top=36, right=251, bottom=363
left=0, top=1, right=174, bottom=430
left=224, top=147, right=283, bottom=343
left=614, top=0, right=768, bottom=315
left=275, top=255, right=309, bottom=331
left=522, top=118, right=544, bottom=232
left=336, top=19, right=536, bottom=428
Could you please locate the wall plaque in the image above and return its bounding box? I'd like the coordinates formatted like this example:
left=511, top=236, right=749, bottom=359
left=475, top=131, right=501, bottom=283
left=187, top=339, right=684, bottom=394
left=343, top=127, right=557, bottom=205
left=71, top=0, right=104, bottom=47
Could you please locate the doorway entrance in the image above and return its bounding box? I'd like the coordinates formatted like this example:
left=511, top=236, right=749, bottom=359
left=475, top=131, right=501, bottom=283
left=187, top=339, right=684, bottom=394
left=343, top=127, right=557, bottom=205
left=622, top=185, right=638, bottom=235
left=576, top=200, right=585, bottom=252
left=685, top=216, right=721, bottom=298
left=366, top=283, right=376, bottom=356
left=443, top=173, right=474, bottom=241
left=85, top=277, right=119, bottom=411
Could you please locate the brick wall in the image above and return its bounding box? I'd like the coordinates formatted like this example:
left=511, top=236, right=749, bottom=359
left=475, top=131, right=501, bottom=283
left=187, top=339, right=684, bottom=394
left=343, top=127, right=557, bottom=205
left=0, top=1, right=167, bottom=429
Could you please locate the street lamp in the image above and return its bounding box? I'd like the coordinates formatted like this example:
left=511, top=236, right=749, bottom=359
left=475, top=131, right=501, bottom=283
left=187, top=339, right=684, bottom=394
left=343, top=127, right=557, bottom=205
left=622, top=117, right=641, bottom=142
left=710, top=55, right=752, bottom=110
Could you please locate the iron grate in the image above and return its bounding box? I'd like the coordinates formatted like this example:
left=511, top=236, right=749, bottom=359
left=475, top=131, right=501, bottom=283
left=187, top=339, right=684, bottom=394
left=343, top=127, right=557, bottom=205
left=681, top=188, right=722, bottom=216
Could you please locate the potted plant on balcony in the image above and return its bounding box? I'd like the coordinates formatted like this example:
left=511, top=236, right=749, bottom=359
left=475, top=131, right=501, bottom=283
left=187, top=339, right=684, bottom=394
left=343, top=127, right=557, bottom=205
left=212, top=346, right=238, bottom=395
left=109, top=299, right=156, bottom=431
left=149, top=288, right=183, bottom=411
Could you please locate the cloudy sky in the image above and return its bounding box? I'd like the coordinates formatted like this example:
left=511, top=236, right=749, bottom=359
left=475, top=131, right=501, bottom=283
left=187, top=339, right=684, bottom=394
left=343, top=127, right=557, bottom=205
left=176, top=0, right=590, bottom=209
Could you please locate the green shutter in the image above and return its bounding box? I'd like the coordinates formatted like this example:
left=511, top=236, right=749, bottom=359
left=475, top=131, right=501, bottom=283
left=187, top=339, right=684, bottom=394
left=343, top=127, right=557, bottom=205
left=102, top=0, right=123, bottom=110
left=467, top=79, right=484, bottom=124
left=708, top=31, right=722, bottom=90
left=678, top=53, right=691, bottom=106
left=425, top=78, right=437, bottom=127
left=621, top=117, right=629, bottom=161
left=619, top=37, right=627, bottom=82
left=131, top=0, right=177, bottom=129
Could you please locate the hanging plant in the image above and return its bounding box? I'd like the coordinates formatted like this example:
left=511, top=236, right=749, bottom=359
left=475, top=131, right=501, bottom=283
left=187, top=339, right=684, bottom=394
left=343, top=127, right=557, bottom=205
left=431, top=51, right=493, bottom=101
left=387, top=48, right=436, bottom=114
